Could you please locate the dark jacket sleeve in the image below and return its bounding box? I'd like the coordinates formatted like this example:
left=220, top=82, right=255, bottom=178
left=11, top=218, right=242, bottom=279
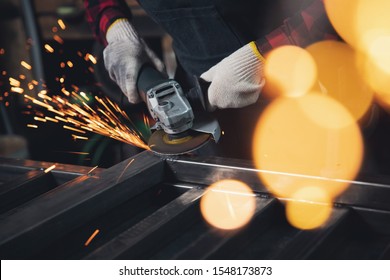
left=255, top=0, right=339, bottom=54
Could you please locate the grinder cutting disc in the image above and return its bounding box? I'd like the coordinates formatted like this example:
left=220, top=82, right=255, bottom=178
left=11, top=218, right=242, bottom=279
left=148, top=130, right=210, bottom=155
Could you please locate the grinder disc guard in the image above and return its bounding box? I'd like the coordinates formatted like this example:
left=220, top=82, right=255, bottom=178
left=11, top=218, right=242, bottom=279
left=148, top=130, right=210, bottom=155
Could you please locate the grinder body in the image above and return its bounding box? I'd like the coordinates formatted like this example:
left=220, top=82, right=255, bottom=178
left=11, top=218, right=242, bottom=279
left=137, top=65, right=220, bottom=154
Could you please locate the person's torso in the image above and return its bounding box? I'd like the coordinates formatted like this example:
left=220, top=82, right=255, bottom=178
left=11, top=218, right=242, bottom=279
left=137, top=0, right=310, bottom=76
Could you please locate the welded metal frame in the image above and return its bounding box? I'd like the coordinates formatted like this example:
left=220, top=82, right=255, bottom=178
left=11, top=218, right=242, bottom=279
left=1, top=150, right=390, bottom=259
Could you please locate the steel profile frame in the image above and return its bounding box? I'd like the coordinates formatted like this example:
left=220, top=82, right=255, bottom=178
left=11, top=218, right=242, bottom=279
left=1, top=150, right=390, bottom=259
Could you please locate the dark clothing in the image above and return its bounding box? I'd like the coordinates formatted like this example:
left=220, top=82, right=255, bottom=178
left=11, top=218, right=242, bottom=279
left=84, top=0, right=338, bottom=76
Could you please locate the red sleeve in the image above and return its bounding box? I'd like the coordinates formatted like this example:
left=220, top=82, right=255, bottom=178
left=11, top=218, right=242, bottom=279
left=255, top=0, right=339, bottom=54
left=84, top=0, right=132, bottom=45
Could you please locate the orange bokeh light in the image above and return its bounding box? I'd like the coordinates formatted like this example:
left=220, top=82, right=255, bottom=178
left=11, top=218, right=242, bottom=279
left=200, top=179, right=256, bottom=230
left=263, top=46, right=317, bottom=98
left=324, top=0, right=359, bottom=48
left=306, top=41, right=373, bottom=121
left=252, top=94, right=363, bottom=199
left=285, top=186, right=333, bottom=230
left=325, top=0, right=390, bottom=109
left=356, top=40, right=390, bottom=109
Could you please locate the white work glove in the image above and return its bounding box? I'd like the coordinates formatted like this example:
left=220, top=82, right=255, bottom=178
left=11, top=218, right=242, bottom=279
left=201, top=42, right=265, bottom=109
left=103, top=19, right=165, bottom=103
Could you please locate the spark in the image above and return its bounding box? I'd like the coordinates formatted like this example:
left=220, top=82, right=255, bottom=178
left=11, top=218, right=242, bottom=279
left=61, top=88, right=70, bottom=96
left=9, top=77, right=20, bottom=87
left=19, top=74, right=26, bottom=80
left=11, top=87, right=24, bottom=94
left=59, top=77, right=65, bottom=83
left=27, top=124, right=38, bottom=128
left=45, top=116, right=58, bottom=123
left=34, top=116, right=47, bottom=122
left=21, top=61, right=32, bottom=70
left=87, top=54, right=97, bottom=64
left=55, top=151, right=90, bottom=155
left=87, top=165, right=98, bottom=175
left=116, top=159, right=135, bottom=183
left=57, top=19, right=66, bottom=30
left=53, top=35, right=64, bottom=44
left=0, top=48, right=5, bottom=55
left=32, top=80, right=38, bottom=85
left=84, top=229, right=100, bottom=246
left=44, top=164, right=56, bottom=173
left=72, top=134, right=88, bottom=140
left=44, top=44, right=54, bottom=53
left=80, top=92, right=89, bottom=101
left=64, top=125, right=86, bottom=134
left=55, top=116, right=68, bottom=122
left=21, top=88, right=150, bottom=149
left=67, top=61, right=73, bottom=68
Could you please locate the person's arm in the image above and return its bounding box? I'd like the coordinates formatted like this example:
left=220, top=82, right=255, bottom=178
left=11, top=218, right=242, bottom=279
left=84, top=0, right=164, bottom=103
left=84, top=0, right=132, bottom=45
left=201, top=0, right=339, bottom=110
left=255, top=0, right=339, bottom=54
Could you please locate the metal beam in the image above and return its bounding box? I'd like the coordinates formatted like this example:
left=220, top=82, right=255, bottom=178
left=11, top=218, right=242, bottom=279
left=166, top=156, right=390, bottom=211
left=0, top=151, right=164, bottom=258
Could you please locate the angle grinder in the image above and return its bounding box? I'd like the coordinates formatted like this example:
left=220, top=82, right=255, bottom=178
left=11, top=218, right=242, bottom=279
left=137, top=65, right=221, bottom=155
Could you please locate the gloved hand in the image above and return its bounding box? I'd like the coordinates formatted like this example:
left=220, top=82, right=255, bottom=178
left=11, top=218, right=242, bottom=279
left=103, top=19, right=165, bottom=103
left=201, top=42, right=265, bottom=110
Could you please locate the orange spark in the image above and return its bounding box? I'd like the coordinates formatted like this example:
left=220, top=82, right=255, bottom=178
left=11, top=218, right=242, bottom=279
left=0, top=48, right=5, bottom=55
left=87, top=54, right=97, bottom=64
left=116, top=159, right=135, bottom=183
left=84, top=229, right=100, bottom=246
left=57, top=19, right=66, bottom=30
left=44, top=164, right=56, bottom=173
left=64, top=125, right=86, bottom=134
left=21, top=61, right=32, bottom=70
left=87, top=166, right=98, bottom=175
left=80, top=92, right=89, bottom=101
left=34, top=117, right=47, bottom=122
left=45, top=117, right=58, bottom=123
left=53, top=35, right=64, bottom=44
left=44, top=44, right=54, bottom=53
left=72, top=134, right=88, bottom=140
left=11, top=87, right=24, bottom=94
left=9, top=77, right=20, bottom=87
left=19, top=74, right=26, bottom=80
left=27, top=124, right=38, bottom=129
left=67, top=61, right=73, bottom=68
left=55, top=116, right=68, bottom=122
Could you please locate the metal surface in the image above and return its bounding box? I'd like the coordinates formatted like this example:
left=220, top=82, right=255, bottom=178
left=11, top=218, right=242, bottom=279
left=0, top=151, right=390, bottom=259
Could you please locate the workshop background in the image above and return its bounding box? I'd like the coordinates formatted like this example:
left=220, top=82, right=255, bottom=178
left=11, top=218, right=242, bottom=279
left=0, top=0, right=173, bottom=167
left=1, top=0, right=390, bottom=260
